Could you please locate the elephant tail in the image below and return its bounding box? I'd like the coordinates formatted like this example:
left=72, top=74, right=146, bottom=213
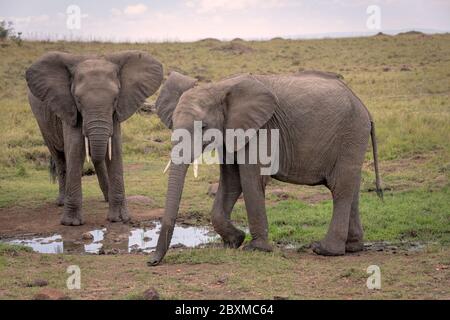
left=49, top=157, right=57, bottom=183
left=370, top=120, right=383, bottom=200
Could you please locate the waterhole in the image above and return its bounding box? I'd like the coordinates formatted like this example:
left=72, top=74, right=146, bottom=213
left=2, top=222, right=219, bottom=255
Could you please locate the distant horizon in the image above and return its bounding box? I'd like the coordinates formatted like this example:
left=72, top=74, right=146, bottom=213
left=1, top=1, right=449, bottom=42
left=12, top=28, right=450, bottom=44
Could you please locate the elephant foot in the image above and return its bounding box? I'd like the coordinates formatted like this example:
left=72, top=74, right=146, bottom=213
left=147, top=251, right=164, bottom=267
left=107, top=203, right=130, bottom=223
left=345, top=240, right=364, bottom=253
left=222, top=229, right=246, bottom=249
left=61, top=212, right=84, bottom=226
left=243, top=238, right=273, bottom=252
left=311, top=241, right=345, bottom=256
left=55, top=194, right=65, bottom=207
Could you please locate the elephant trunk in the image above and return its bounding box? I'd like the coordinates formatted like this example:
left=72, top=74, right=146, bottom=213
left=149, top=162, right=189, bottom=266
left=85, top=120, right=112, bottom=163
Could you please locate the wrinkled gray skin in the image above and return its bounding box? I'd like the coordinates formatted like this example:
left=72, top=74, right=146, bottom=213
left=26, top=51, right=163, bottom=225
left=149, top=71, right=382, bottom=266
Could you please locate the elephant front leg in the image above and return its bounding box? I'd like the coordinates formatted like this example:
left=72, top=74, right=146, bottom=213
left=51, top=152, right=66, bottom=207
left=61, top=126, right=84, bottom=226
left=105, top=122, right=129, bottom=223
left=211, top=164, right=245, bottom=248
left=239, top=163, right=273, bottom=252
left=93, top=161, right=109, bottom=202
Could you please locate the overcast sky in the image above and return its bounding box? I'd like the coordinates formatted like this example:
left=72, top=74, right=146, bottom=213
left=1, top=0, right=449, bottom=41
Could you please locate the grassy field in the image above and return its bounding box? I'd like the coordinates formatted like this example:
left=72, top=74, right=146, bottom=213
left=0, top=33, right=449, bottom=299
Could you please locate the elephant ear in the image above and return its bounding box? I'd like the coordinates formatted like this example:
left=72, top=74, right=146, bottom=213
left=25, top=51, right=85, bottom=126
left=106, top=51, right=163, bottom=122
left=224, top=77, right=278, bottom=152
left=155, top=71, right=198, bottom=129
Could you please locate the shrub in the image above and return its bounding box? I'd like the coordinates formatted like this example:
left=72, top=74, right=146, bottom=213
left=0, top=21, right=22, bottom=46
left=0, top=21, right=13, bottom=41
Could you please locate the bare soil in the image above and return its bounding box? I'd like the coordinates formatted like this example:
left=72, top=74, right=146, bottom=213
left=1, top=198, right=449, bottom=300
left=0, top=199, right=163, bottom=239
left=0, top=246, right=449, bottom=299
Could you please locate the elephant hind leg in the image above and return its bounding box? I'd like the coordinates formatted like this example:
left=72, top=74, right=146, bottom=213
left=313, top=165, right=360, bottom=256
left=346, top=179, right=364, bottom=252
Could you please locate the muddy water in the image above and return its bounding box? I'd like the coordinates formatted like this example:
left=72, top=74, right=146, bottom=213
left=2, top=222, right=219, bottom=255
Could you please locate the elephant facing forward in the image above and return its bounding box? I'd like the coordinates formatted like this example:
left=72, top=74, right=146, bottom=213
left=149, top=71, right=382, bottom=265
left=26, top=51, right=163, bottom=225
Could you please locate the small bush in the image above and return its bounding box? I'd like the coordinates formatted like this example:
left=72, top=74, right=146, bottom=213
left=0, top=21, right=22, bottom=46
left=0, top=21, right=13, bottom=41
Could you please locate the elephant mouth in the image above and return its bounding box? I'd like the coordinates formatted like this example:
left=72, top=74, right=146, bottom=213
left=85, top=136, right=112, bottom=163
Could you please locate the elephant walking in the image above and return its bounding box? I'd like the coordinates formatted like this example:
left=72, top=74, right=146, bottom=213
left=149, top=71, right=382, bottom=265
left=26, top=51, right=163, bottom=225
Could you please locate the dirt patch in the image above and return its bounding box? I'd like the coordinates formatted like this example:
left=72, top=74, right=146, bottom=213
left=397, top=30, right=425, bottom=36
left=297, top=192, right=331, bottom=203
left=126, top=195, right=154, bottom=206
left=1, top=247, right=449, bottom=299
left=124, top=163, right=145, bottom=172
left=365, top=154, right=430, bottom=175
left=362, top=153, right=443, bottom=192
left=373, top=32, right=391, bottom=37
left=266, top=185, right=331, bottom=204
left=0, top=199, right=163, bottom=238
left=33, top=288, right=71, bottom=300
left=211, top=43, right=255, bottom=55
left=196, top=38, right=221, bottom=47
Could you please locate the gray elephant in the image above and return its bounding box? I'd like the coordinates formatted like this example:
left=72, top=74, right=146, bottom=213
left=148, top=71, right=382, bottom=266
left=26, top=51, right=163, bottom=225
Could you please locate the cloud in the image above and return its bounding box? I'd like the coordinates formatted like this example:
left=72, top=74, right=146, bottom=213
left=1, top=15, right=50, bottom=26
left=4, top=0, right=450, bottom=42
left=185, top=0, right=294, bottom=13
left=123, top=3, right=148, bottom=15
left=110, top=3, right=149, bottom=17
left=111, top=8, right=122, bottom=16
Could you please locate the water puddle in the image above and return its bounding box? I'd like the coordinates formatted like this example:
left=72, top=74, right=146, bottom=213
left=2, top=222, right=219, bottom=255
left=7, top=234, right=64, bottom=254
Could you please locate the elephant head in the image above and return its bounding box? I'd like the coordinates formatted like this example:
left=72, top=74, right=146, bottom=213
left=155, top=71, right=198, bottom=129
left=149, top=74, right=278, bottom=265
left=26, top=51, right=163, bottom=162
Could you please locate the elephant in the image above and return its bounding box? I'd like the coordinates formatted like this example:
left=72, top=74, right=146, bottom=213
left=148, top=71, right=382, bottom=266
left=25, top=51, right=163, bottom=226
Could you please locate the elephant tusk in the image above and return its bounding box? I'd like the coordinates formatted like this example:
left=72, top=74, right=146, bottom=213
left=108, top=137, right=112, bottom=161
left=163, top=159, right=171, bottom=174
left=85, top=137, right=90, bottom=163
left=193, top=157, right=199, bottom=178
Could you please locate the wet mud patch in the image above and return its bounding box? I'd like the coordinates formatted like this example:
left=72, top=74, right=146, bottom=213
left=362, top=241, right=429, bottom=253
left=289, top=241, right=429, bottom=254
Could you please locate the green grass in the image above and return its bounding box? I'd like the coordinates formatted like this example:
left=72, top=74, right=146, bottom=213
left=0, top=243, right=32, bottom=255
left=0, top=34, right=449, bottom=247
left=1, top=245, right=449, bottom=299
left=1, top=34, right=449, bottom=167
left=267, top=188, right=450, bottom=245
